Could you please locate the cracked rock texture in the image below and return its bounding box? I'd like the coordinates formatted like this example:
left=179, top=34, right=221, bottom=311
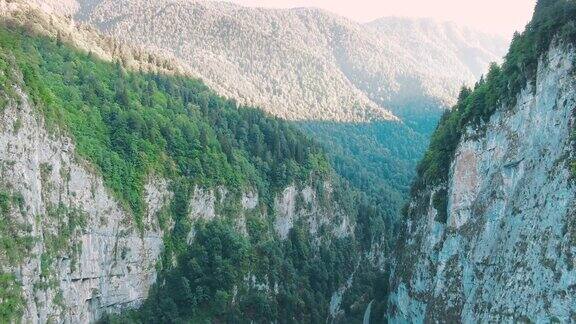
left=0, top=87, right=167, bottom=323
left=0, top=85, right=353, bottom=322
left=0, top=86, right=353, bottom=322
left=389, top=44, right=576, bottom=322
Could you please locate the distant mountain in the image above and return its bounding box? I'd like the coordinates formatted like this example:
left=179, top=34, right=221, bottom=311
left=365, top=17, right=507, bottom=118
left=31, top=0, right=508, bottom=122
left=367, top=17, right=507, bottom=84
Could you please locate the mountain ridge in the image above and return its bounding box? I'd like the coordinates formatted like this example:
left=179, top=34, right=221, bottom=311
left=31, top=0, right=507, bottom=122
left=34, top=0, right=510, bottom=248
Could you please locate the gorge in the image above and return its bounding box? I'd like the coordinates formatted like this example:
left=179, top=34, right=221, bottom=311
left=0, top=0, right=574, bottom=323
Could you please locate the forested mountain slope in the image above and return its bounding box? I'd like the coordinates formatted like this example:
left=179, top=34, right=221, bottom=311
left=367, top=17, right=506, bottom=83
left=390, top=1, right=576, bottom=321
left=30, top=0, right=507, bottom=220
left=297, top=121, right=428, bottom=221
left=0, top=1, right=389, bottom=322
left=34, top=0, right=507, bottom=122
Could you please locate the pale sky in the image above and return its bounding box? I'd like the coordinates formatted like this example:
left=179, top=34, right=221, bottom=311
left=221, top=0, right=537, bottom=38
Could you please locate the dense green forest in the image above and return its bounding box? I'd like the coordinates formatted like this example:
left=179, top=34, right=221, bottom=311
left=410, top=0, right=576, bottom=220
left=0, top=24, right=390, bottom=322
left=298, top=120, right=431, bottom=222
left=0, top=26, right=328, bottom=227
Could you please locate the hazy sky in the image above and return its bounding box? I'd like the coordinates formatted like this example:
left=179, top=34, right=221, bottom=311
left=222, top=0, right=537, bottom=38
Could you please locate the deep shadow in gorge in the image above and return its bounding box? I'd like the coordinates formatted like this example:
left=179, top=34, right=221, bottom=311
left=296, top=110, right=442, bottom=223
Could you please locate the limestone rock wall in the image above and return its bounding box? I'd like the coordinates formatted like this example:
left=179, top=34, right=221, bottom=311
left=390, top=44, right=576, bottom=322
left=0, top=85, right=350, bottom=323
left=0, top=87, right=167, bottom=323
left=273, top=183, right=353, bottom=241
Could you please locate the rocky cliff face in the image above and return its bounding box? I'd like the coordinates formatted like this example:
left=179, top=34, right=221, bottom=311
left=0, top=85, right=167, bottom=322
left=0, top=85, right=354, bottom=322
left=389, top=43, right=576, bottom=322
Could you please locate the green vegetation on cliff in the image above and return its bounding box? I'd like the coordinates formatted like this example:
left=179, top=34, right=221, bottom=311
left=0, top=23, right=389, bottom=322
left=105, top=217, right=379, bottom=323
left=0, top=273, right=23, bottom=323
left=0, top=189, right=25, bottom=323
left=412, top=0, right=576, bottom=204
left=0, top=24, right=330, bottom=226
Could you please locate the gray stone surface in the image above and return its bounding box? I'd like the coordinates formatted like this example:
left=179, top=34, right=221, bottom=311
left=390, top=44, right=576, bottom=322
left=0, top=88, right=167, bottom=323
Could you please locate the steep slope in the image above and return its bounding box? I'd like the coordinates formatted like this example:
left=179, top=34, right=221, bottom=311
left=76, top=0, right=396, bottom=122
left=390, top=1, right=576, bottom=321
left=297, top=121, right=428, bottom=219
left=0, top=2, right=388, bottom=322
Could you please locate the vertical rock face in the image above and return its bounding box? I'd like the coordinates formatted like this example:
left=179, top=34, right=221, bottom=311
left=273, top=183, right=353, bottom=241
left=390, top=44, right=576, bottom=322
left=0, top=86, right=354, bottom=322
left=0, top=88, right=168, bottom=323
left=0, top=85, right=354, bottom=323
